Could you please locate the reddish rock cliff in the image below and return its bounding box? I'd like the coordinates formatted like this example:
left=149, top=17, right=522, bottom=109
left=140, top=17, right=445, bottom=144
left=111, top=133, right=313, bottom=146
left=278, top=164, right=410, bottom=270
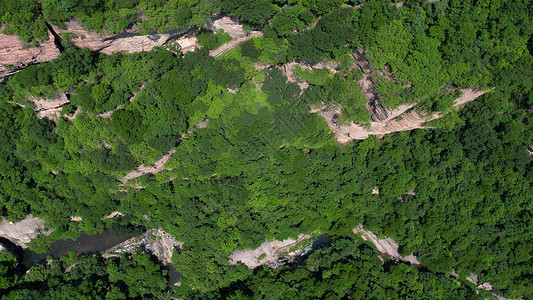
left=0, top=30, right=61, bottom=82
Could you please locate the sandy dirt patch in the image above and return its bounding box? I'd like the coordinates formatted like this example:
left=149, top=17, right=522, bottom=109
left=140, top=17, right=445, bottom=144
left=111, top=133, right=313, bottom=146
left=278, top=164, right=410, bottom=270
left=106, top=211, right=125, bottom=219
left=229, top=234, right=311, bottom=269
left=31, top=93, right=70, bottom=111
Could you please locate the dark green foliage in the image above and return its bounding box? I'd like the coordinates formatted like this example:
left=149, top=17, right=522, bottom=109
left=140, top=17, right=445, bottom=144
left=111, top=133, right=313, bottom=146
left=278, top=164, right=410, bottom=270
left=202, top=238, right=478, bottom=299
left=196, top=29, right=232, bottom=50
left=240, top=40, right=261, bottom=59
left=214, top=59, right=246, bottom=89
left=0, top=249, right=20, bottom=289
left=0, top=0, right=48, bottom=43
left=5, top=252, right=169, bottom=299
left=111, top=109, right=146, bottom=143
left=219, top=0, right=278, bottom=26
left=0, top=1, right=532, bottom=299
left=288, top=7, right=357, bottom=62
left=268, top=5, right=316, bottom=37
left=108, top=216, right=146, bottom=237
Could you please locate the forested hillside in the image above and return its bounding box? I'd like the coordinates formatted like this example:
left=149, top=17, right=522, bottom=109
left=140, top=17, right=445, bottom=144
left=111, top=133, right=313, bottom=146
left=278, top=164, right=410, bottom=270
left=0, top=0, right=532, bottom=299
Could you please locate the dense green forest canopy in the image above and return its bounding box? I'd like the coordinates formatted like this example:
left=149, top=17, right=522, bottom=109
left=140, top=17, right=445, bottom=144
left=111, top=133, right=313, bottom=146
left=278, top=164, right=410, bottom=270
left=1, top=0, right=532, bottom=298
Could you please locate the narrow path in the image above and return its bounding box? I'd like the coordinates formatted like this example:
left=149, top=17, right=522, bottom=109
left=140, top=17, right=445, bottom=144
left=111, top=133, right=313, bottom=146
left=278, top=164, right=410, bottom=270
left=209, top=32, right=263, bottom=58
left=119, top=149, right=176, bottom=184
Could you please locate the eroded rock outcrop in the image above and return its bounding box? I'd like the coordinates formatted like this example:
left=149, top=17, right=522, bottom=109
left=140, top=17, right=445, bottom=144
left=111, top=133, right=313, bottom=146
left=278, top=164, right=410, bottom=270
left=51, top=21, right=186, bottom=55
left=315, top=88, right=489, bottom=143
left=0, top=30, right=61, bottom=82
left=229, top=234, right=312, bottom=269
left=0, top=214, right=52, bottom=248
left=353, top=225, right=420, bottom=265
left=105, top=229, right=182, bottom=264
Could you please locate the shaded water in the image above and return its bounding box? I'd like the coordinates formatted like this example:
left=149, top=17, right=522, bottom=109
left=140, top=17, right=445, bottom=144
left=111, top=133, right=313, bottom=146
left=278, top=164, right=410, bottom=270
left=22, top=231, right=130, bottom=268
left=311, top=234, right=331, bottom=249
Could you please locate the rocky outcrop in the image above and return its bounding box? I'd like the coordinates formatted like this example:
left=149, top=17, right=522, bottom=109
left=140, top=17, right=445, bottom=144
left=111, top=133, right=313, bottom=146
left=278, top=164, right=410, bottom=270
left=353, top=225, right=421, bottom=265
left=0, top=30, right=61, bottom=82
left=0, top=214, right=52, bottom=248
left=208, top=16, right=246, bottom=39
left=51, top=21, right=186, bottom=55
left=0, top=20, right=189, bottom=82
left=315, top=88, right=489, bottom=143
left=105, top=229, right=182, bottom=264
left=229, top=234, right=312, bottom=269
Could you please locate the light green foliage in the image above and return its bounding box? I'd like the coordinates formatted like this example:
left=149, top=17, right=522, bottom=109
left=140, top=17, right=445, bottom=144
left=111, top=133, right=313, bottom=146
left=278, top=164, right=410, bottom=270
left=0, top=1, right=532, bottom=299
left=196, top=29, right=232, bottom=50
left=293, top=65, right=331, bottom=86
left=268, top=5, right=316, bottom=37
left=0, top=0, right=48, bottom=43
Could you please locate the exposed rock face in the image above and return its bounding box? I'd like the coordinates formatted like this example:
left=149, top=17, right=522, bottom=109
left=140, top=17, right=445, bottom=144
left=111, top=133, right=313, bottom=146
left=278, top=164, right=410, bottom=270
left=0, top=21, right=189, bottom=82
left=229, top=234, right=312, bottom=269
left=0, top=30, right=61, bottom=82
left=209, top=16, right=246, bottom=39
left=0, top=215, right=52, bottom=248
left=353, top=225, right=421, bottom=265
left=315, top=88, right=489, bottom=143
left=51, top=21, right=185, bottom=55
left=29, top=92, right=70, bottom=118
left=105, top=229, right=182, bottom=264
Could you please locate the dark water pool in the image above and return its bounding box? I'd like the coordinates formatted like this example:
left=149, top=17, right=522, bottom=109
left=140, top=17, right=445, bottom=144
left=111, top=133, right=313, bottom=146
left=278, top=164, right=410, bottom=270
left=22, top=231, right=130, bottom=268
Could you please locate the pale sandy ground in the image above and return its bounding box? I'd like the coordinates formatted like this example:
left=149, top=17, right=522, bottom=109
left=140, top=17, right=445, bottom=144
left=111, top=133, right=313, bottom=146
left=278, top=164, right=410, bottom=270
left=0, top=30, right=60, bottom=82
left=210, top=17, right=246, bottom=38
left=229, top=234, right=311, bottom=269
left=0, top=215, right=51, bottom=248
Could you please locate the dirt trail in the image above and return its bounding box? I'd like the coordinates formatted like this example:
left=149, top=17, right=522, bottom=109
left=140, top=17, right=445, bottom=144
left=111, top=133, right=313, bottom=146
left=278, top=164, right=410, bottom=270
left=229, top=234, right=312, bottom=269
left=119, top=149, right=176, bottom=184
left=97, top=84, right=145, bottom=118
